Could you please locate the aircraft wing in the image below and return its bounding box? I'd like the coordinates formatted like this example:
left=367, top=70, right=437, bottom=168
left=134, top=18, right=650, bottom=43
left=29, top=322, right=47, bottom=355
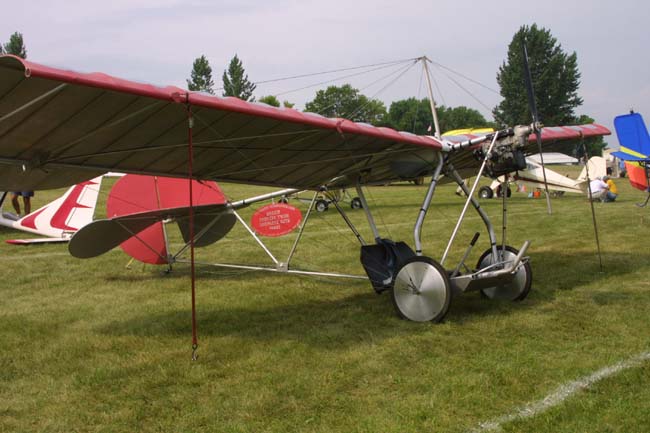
left=0, top=55, right=442, bottom=191
left=441, top=125, right=611, bottom=177
left=0, top=55, right=610, bottom=191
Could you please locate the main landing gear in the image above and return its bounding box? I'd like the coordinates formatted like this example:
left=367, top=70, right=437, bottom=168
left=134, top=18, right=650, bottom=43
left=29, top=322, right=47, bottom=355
left=355, top=138, right=533, bottom=323
left=392, top=256, right=451, bottom=322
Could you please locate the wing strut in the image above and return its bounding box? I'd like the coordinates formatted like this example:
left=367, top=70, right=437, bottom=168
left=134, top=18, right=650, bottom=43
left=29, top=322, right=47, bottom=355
left=580, top=133, right=604, bottom=272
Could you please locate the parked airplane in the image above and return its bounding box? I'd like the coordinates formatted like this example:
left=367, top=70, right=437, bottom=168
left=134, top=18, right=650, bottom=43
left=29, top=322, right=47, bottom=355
left=0, top=177, right=103, bottom=244
left=0, top=54, right=611, bottom=325
left=478, top=156, right=607, bottom=199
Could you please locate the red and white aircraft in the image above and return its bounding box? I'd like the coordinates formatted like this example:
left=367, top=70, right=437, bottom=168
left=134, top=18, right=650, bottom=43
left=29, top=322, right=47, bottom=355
left=0, top=54, right=611, bottom=323
left=0, top=177, right=102, bottom=244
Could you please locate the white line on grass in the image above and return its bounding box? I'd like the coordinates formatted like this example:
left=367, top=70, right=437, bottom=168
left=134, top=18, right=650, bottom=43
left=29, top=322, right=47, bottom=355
left=471, top=351, right=650, bottom=432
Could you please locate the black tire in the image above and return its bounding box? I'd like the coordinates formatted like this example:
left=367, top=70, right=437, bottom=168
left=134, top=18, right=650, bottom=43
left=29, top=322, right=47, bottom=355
left=350, top=197, right=363, bottom=209
left=476, top=246, right=532, bottom=301
left=391, top=256, right=451, bottom=322
left=479, top=186, right=494, bottom=199
left=315, top=199, right=329, bottom=212
left=496, top=185, right=512, bottom=198
left=279, top=197, right=289, bottom=204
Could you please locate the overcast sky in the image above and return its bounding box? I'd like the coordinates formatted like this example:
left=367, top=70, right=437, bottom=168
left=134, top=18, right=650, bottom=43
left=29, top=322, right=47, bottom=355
left=3, top=0, right=648, bottom=148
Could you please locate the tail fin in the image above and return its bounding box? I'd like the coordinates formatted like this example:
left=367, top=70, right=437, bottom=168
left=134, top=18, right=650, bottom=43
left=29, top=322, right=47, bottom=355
left=577, top=156, right=607, bottom=183
left=614, top=112, right=650, bottom=158
left=12, top=176, right=103, bottom=239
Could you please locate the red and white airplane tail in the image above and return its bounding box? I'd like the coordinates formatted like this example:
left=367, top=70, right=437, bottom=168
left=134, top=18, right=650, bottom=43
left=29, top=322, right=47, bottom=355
left=0, top=176, right=103, bottom=244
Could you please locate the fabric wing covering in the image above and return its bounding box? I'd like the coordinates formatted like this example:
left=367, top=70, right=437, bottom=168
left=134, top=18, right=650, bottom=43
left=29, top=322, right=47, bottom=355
left=0, top=55, right=610, bottom=191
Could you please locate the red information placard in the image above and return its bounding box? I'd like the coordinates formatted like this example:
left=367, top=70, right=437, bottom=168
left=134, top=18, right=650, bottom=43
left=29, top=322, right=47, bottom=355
left=251, top=203, right=302, bottom=237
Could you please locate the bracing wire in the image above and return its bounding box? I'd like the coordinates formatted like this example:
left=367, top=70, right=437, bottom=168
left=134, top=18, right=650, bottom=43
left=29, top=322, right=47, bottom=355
left=250, top=58, right=418, bottom=87
left=428, top=59, right=500, bottom=95
left=344, top=60, right=419, bottom=121
left=271, top=59, right=416, bottom=98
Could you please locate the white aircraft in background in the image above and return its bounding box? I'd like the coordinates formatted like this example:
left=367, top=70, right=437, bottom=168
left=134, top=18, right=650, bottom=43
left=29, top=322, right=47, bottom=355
left=478, top=155, right=607, bottom=199
left=0, top=176, right=103, bottom=244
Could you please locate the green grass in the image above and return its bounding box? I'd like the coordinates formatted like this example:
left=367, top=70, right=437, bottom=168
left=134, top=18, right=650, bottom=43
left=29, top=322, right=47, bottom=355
left=1, top=176, right=649, bottom=432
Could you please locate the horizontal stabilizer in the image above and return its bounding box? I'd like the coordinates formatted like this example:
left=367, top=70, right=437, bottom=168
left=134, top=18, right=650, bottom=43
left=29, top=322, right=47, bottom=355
left=612, top=151, right=649, bottom=162
left=69, top=203, right=231, bottom=258
left=177, top=212, right=237, bottom=248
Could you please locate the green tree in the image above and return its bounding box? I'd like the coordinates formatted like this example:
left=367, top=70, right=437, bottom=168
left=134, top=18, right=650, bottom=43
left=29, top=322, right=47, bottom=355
left=187, top=55, right=215, bottom=94
left=222, top=54, right=256, bottom=101
left=438, top=105, right=492, bottom=134
left=304, top=84, right=386, bottom=125
left=4, top=32, right=27, bottom=58
left=259, top=95, right=280, bottom=107
left=386, top=98, right=491, bottom=135
left=493, top=24, right=582, bottom=127
left=386, top=98, right=432, bottom=134
left=257, top=96, right=295, bottom=109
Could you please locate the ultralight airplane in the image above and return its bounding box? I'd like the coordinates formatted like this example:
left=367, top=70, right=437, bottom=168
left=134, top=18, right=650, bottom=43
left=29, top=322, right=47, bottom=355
left=477, top=155, right=607, bottom=199
left=611, top=111, right=650, bottom=207
left=0, top=54, right=611, bottom=327
left=0, top=176, right=102, bottom=244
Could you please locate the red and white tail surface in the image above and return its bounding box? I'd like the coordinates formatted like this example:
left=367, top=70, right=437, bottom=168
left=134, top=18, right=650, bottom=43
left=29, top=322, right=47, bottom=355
left=96, top=174, right=229, bottom=264
left=1, top=176, right=103, bottom=244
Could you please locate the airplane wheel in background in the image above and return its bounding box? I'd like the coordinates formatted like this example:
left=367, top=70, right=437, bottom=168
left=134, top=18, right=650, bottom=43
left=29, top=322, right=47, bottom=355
left=350, top=197, right=363, bottom=209
left=315, top=199, right=329, bottom=212
left=279, top=196, right=289, bottom=203
left=392, top=256, right=451, bottom=322
left=476, top=246, right=532, bottom=301
left=479, top=186, right=493, bottom=199
left=496, top=185, right=512, bottom=197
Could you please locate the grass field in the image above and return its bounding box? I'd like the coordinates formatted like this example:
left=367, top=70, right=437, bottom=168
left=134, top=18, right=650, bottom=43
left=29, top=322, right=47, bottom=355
left=1, top=175, right=649, bottom=433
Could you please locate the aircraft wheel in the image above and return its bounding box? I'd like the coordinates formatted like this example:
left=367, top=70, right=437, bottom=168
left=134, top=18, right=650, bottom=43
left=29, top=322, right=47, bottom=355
left=479, top=186, right=493, bottom=199
left=350, top=197, right=363, bottom=209
left=279, top=196, right=289, bottom=204
left=392, top=256, right=451, bottom=322
left=315, top=199, right=329, bottom=212
left=496, top=185, right=512, bottom=198
left=476, top=246, right=532, bottom=301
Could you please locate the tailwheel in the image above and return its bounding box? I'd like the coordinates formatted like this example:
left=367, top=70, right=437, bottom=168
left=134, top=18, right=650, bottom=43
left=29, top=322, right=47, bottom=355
left=392, top=256, right=451, bottom=322
left=476, top=246, right=532, bottom=301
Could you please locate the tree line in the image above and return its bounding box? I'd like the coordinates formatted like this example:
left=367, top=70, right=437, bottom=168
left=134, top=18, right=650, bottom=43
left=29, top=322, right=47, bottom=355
left=3, top=25, right=605, bottom=155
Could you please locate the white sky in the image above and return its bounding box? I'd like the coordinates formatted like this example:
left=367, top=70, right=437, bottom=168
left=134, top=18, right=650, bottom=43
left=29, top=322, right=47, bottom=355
left=2, top=0, right=649, bottom=148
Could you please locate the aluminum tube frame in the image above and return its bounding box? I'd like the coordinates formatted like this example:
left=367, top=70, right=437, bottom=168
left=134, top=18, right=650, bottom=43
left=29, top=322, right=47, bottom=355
left=421, top=57, right=442, bottom=140
left=178, top=259, right=368, bottom=280
left=231, top=188, right=300, bottom=209
left=286, top=190, right=319, bottom=265
left=232, top=210, right=279, bottom=265
left=329, top=192, right=367, bottom=246
left=413, top=151, right=444, bottom=255
left=355, top=184, right=381, bottom=243
left=442, top=162, right=499, bottom=266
